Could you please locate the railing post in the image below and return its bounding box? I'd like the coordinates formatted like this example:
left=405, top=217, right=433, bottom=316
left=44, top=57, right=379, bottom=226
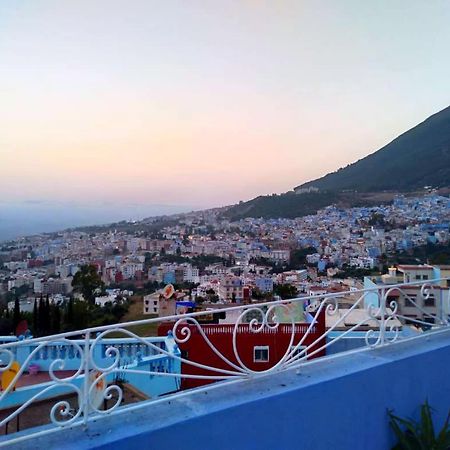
left=380, top=287, right=386, bottom=346
left=82, top=331, right=91, bottom=425
left=439, top=288, right=446, bottom=325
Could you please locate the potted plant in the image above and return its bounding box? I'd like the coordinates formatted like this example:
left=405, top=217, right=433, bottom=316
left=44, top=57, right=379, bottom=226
left=388, top=401, right=450, bottom=450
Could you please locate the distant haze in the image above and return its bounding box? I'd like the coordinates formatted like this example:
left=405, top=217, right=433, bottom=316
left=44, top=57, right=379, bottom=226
left=0, top=201, right=193, bottom=242
left=1, top=1, right=450, bottom=234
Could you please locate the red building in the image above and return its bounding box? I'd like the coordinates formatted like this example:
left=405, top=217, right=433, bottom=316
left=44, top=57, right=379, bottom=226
left=114, top=271, right=124, bottom=283
left=158, top=308, right=326, bottom=390
left=27, top=259, right=44, bottom=268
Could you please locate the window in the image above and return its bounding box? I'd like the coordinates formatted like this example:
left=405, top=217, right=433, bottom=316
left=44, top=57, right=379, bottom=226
left=290, top=345, right=307, bottom=359
left=423, top=274, right=429, bottom=280
left=253, top=346, right=269, bottom=362
left=424, top=296, right=435, bottom=307
left=415, top=275, right=421, bottom=280
left=404, top=297, right=415, bottom=307
left=145, top=307, right=148, bottom=312
left=154, top=301, right=157, bottom=305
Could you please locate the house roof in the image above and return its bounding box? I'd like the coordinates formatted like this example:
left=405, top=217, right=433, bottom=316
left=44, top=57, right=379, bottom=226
left=397, top=265, right=434, bottom=271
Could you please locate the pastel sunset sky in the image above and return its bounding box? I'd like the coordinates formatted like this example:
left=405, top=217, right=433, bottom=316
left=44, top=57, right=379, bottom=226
left=1, top=1, right=449, bottom=210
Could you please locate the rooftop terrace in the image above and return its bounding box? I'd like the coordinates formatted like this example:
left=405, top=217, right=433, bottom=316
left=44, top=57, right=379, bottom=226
left=0, top=278, right=449, bottom=448
left=5, top=327, right=450, bottom=450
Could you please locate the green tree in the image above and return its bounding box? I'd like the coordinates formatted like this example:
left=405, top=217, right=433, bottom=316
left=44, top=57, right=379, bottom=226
left=71, top=300, right=89, bottom=330
left=13, top=284, right=30, bottom=298
left=143, top=252, right=155, bottom=270
left=288, top=247, right=317, bottom=269
left=38, top=297, right=46, bottom=336
left=72, top=264, right=105, bottom=304
left=13, top=297, right=21, bottom=334
left=39, top=296, right=51, bottom=335
left=273, top=284, right=298, bottom=299
left=65, top=298, right=74, bottom=330
left=32, top=299, right=38, bottom=336
left=368, top=212, right=386, bottom=227
left=0, top=309, right=13, bottom=335
left=195, top=295, right=206, bottom=305
left=226, top=254, right=235, bottom=267
left=51, top=305, right=61, bottom=334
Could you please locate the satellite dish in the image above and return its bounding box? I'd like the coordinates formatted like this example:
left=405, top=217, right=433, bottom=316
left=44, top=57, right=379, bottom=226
left=89, top=370, right=106, bottom=410
left=162, top=284, right=175, bottom=299
left=1, top=361, right=20, bottom=392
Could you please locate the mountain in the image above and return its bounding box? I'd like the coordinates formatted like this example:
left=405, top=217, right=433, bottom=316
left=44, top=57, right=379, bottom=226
left=296, top=105, right=450, bottom=192
left=222, top=192, right=340, bottom=221
left=222, top=105, right=450, bottom=220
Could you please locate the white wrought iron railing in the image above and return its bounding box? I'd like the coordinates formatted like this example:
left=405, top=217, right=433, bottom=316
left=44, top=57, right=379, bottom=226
left=0, top=278, right=449, bottom=445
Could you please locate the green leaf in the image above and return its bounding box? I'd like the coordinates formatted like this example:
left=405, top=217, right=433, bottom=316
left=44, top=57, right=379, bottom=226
left=436, top=410, right=450, bottom=449
left=389, top=410, right=420, bottom=450
left=419, top=401, right=435, bottom=448
left=389, top=403, right=450, bottom=450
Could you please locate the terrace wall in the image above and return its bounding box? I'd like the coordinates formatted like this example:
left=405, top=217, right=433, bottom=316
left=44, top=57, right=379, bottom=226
left=9, top=328, right=450, bottom=450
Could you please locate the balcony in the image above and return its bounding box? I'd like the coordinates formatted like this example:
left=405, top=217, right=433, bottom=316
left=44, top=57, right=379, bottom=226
left=0, top=279, right=449, bottom=449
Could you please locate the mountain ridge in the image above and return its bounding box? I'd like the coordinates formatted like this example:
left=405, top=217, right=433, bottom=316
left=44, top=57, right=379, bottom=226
left=222, top=105, right=450, bottom=220
left=296, top=105, right=450, bottom=193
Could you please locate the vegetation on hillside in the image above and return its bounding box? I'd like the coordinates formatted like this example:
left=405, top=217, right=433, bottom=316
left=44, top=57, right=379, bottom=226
left=298, top=105, right=450, bottom=193
left=388, top=242, right=450, bottom=266
left=0, top=295, right=129, bottom=337
left=72, top=264, right=105, bottom=304
left=222, top=192, right=340, bottom=221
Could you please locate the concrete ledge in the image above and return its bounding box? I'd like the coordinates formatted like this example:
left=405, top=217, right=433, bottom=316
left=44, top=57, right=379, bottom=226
left=5, top=329, right=450, bottom=450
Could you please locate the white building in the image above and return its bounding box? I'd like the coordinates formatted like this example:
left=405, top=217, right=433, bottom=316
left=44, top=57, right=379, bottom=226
left=95, top=295, right=118, bottom=307
left=182, top=264, right=200, bottom=283
left=143, top=293, right=160, bottom=315
left=120, top=262, right=144, bottom=279
left=218, top=276, right=244, bottom=302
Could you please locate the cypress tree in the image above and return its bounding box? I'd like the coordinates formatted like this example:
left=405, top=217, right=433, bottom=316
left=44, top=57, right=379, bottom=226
left=13, top=297, right=20, bottom=334
left=38, top=297, right=45, bottom=337
left=32, top=299, right=38, bottom=336
left=51, top=305, right=61, bottom=334
left=66, top=298, right=74, bottom=330
left=43, top=296, right=51, bottom=335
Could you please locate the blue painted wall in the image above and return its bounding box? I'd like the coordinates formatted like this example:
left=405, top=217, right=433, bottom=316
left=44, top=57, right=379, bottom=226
left=5, top=330, right=450, bottom=450
left=0, top=337, right=171, bottom=371
left=0, top=354, right=180, bottom=410
left=325, top=330, right=412, bottom=354
left=363, top=276, right=379, bottom=308
left=89, top=331, right=450, bottom=450
left=0, top=337, right=181, bottom=410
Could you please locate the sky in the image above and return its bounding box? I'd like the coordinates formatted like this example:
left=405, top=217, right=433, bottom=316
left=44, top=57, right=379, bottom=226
left=1, top=0, right=450, bottom=215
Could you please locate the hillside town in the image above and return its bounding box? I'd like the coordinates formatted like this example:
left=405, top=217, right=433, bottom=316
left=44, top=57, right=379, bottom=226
left=2, top=0, right=450, bottom=445
left=1, top=193, right=449, bottom=324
